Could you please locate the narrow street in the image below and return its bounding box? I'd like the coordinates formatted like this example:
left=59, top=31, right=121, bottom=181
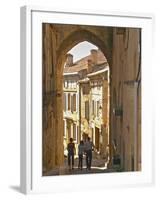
left=44, top=152, right=119, bottom=176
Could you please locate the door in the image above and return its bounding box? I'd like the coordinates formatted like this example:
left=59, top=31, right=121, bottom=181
left=95, top=127, right=100, bottom=151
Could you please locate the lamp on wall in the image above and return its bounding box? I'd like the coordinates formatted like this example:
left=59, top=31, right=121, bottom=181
left=113, top=106, right=123, bottom=117
left=99, top=105, right=102, bottom=118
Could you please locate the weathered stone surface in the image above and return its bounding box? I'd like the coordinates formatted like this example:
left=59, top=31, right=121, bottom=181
left=110, top=28, right=141, bottom=171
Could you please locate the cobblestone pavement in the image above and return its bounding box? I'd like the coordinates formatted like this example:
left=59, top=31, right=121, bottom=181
left=44, top=152, right=118, bottom=176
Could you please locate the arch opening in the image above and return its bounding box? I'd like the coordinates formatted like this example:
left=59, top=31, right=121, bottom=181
left=62, top=41, right=110, bottom=170
left=56, top=29, right=112, bottom=68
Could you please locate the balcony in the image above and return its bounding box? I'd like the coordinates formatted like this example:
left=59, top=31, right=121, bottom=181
left=63, top=110, right=78, bottom=121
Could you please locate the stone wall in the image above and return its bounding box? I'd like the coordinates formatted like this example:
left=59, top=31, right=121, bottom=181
left=110, top=28, right=141, bottom=171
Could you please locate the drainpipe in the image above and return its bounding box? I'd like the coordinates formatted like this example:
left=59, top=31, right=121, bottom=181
left=79, top=83, right=82, bottom=141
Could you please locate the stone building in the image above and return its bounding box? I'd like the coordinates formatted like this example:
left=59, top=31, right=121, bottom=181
left=87, top=52, right=109, bottom=157
left=63, top=49, right=109, bottom=157
left=63, top=53, right=81, bottom=156
left=42, top=24, right=141, bottom=174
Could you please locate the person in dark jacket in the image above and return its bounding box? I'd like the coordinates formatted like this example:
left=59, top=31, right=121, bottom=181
left=67, top=138, right=75, bottom=170
left=84, top=137, right=94, bottom=170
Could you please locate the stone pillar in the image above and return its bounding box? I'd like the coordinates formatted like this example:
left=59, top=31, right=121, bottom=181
left=55, top=95, right=64, bottom=166
left=43, top=24, right=57, bottom=172
left=43, top=24, right=64, bottom=173
left=54, top=58, right=64, bottom=166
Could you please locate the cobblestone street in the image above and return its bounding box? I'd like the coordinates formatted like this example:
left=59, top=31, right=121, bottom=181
left=44, top=152, right=118, bottom=176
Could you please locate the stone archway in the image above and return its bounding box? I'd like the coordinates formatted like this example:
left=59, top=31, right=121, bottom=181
left=42, top=24, right=113, bottom=173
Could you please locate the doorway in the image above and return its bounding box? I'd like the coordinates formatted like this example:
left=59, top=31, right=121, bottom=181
left=95, top=127, right=100, bottom=151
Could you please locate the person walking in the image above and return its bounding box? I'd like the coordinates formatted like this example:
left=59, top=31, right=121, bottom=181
left=78, top=140, right=85, bottom=170
left=67, top=138, right=75, bottom=170
left=84, top=137, right=94, bottom=170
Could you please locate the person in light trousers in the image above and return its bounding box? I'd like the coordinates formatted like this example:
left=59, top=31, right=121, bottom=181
left=84, top=137, right=94, bottom=170
left=78, top=140, right=85, bottom=170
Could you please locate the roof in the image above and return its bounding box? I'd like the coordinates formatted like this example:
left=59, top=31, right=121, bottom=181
left=63, top=49, right=108, bottom=75
left=87, top=66, right=109, bottom=77
left=63, top=64, right=87, bottom=74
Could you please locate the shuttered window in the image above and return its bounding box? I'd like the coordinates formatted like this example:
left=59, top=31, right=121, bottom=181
left=97, top=101, right=100, bottom=117
left=73, top=94, right=76, bottom=111
left=73, top=124, right=76, bottom=141
left=85, top=101, right=89, bottom=120
left=68, top=93, right=71, bottom=110
left=63, top=93, right=66, bottom=111
left=92, top=100, right=95, bottom=115
left=71, top=95, right=74, bottom=112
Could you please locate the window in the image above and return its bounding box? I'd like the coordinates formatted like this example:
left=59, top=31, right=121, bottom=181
left=68, top=93, right=71, bottom=110
left=91, top=128, right=94, bottom=143
left=92, top=100, right=97, bottom=117
left=70, top=94, right=76, bottom=112
left=73, top=94, right=76, bottom=112
left=65, top=80, right=68, bottom=88
left=77, top=126, right=79, bottom=143
left=63, top=93, right=66, bottom=111
left=71, top=95, right=74, bottom=112
left=73, top=81, right=77, bottom=88
left=94, top=101, right=97, bottom=117
left=85, top=101, right=89, bottom=120
left=76, top=94, right=78, bottom=111
left=68, top=80, right=71, bottom=88
left=73, top=124, right=76, bottom=141
left=63, top=120, right=66, bottom=137
left=92, top=100, right=95, bottom=115
left=83, top=84, right=89, bottom=94
left=71, top=81, right=73, bottom=88
left=97, top=101, right=100, bottom=117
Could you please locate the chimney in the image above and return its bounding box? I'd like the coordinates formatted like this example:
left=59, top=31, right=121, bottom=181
left=91, top=49, right=98, bottom=65
left=87, top=59, right=93, bottom=73
left=65, top=53, right=73, bottom=67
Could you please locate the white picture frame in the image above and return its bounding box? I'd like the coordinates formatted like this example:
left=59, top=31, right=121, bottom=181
left=20, top=6, right=154, bottom=194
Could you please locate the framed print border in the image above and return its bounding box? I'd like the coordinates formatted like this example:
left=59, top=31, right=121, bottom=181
left=20, top=6, right=154, bottom=194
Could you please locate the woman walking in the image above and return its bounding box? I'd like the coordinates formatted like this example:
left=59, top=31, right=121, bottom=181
left=78, top=140, right=85, bottom=170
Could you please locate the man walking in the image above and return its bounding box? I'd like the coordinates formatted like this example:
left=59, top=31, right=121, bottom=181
left=84, top=137, right=94, bottom=170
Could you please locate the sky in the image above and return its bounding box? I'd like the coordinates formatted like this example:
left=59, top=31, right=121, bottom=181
left=68, top=41, right=98, bottom=62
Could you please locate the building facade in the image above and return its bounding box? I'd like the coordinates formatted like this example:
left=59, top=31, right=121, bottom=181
left=63, top=49, right=109, bottom=158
